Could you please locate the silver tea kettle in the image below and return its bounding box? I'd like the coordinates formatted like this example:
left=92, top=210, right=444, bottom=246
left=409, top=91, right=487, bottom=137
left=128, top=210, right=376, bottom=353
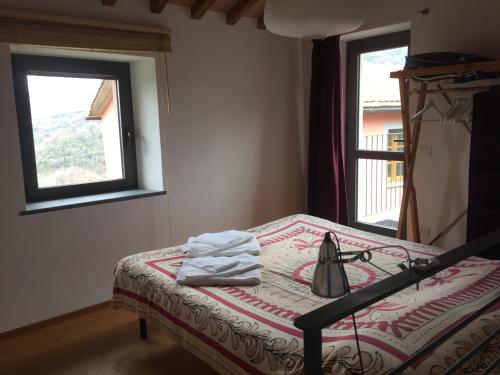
left=311, top=232, right=349, bottom=298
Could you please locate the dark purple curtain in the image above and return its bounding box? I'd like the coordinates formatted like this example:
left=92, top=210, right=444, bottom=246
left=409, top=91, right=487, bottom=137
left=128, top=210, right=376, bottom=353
left=307, top=36, right=349, bottom=225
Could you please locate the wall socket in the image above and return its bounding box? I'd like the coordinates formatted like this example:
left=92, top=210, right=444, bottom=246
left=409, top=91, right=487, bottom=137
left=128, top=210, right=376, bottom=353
left=419, top=144, right=432, bottom=157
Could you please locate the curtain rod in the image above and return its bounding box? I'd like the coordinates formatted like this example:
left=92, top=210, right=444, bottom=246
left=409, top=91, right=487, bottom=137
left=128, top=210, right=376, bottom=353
left=0, top=7, right=171, bottom=35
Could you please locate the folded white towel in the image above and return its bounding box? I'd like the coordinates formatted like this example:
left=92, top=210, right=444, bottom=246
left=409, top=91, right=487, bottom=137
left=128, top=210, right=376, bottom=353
left=185, top=237, right=261, bottom=258
left=178, top=269, right=261, bottom=286
left=182, top=242, right=226, bottom=257
left=183, top=230, right=260, bottom=258
left=176, top=254, right=262, bottom=285
left=192, top=230, right=253, bottom=247
left=185, top=257, right=240, bottom=273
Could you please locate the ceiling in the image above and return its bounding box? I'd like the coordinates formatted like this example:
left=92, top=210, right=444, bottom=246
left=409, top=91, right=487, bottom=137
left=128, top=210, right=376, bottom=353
left=103, top=0, right=266, bottom=29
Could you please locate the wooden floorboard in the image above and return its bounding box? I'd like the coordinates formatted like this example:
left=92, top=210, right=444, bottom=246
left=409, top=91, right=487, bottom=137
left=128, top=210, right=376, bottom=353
left=0, top=307, right=217, bottom=375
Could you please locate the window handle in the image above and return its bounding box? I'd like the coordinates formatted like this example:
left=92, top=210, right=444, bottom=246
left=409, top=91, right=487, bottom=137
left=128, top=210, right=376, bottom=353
left=125, top=129, right=134, bottom=142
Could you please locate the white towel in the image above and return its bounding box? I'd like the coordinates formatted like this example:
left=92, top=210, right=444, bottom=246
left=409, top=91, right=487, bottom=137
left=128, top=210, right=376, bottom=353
left=192, top=230, right=253, bottom=247
left=183, top=230, right=260, bottom=257
left=185, top=257, right=239, bottom=273
left=178, top=269, right=261, bottom=286
left=176, top=254, right=262, bottom=285
left=186, top=237, right=261, bottom=258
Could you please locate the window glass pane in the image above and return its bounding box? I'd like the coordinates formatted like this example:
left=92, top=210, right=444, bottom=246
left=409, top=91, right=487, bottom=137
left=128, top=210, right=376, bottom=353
left=27, top=76, right=124, bottom=188
left=356, top=158, right=404, bottom=230
left=358, top=46, right=407, bottom=151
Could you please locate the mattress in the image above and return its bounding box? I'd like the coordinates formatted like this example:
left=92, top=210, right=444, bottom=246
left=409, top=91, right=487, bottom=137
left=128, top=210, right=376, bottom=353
left=112, top=214, right=500, bottom=374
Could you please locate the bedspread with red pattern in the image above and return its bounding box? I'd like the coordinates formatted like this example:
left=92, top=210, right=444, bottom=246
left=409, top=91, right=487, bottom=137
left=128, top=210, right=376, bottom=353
left=112, top=214, right=500, bottom=374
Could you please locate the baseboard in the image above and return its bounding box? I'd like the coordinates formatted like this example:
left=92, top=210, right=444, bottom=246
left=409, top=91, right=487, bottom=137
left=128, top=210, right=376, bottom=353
left=0, top=301, right=111, bottom=340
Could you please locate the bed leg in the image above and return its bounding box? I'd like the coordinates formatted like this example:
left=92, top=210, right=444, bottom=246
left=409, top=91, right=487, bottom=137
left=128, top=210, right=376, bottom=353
left=303, top=329, right=322, bottom=375
left=139, top=318, right=148, bottom=339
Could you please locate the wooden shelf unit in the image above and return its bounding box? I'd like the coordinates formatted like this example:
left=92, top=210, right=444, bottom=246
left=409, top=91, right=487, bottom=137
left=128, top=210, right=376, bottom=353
left=390, top=59, right=500, bottom=242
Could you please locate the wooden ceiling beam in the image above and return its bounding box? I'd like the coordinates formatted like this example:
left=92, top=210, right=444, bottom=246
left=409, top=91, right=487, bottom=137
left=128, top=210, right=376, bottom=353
left=191, top=0, right=217, bottom=19
left=150, top=0, right=169, bottom=13
left=102, top=0, right=118, bottom=6
left=226, top=0, right=260, bottom=25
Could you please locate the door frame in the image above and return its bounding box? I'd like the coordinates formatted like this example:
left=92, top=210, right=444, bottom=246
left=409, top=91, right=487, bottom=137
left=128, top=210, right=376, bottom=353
left=346, top=30, right=411, bottom=237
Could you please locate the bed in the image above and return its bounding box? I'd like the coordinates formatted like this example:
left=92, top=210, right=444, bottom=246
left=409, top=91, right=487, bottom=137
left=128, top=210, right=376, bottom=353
left=112, top=214, right=500, bottom=374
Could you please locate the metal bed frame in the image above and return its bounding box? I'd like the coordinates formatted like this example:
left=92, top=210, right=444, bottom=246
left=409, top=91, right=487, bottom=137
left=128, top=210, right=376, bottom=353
left=137, top=228, right=500, bottom=374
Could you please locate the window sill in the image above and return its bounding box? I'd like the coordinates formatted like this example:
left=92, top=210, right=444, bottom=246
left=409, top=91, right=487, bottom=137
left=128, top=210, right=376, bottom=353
left=20, top=189, right=166, bottom=216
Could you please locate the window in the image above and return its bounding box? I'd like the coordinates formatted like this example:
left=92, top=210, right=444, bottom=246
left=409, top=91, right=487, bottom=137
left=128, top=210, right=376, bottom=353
left=346, top=31, right=410, bottom=236
left=386, top=128, right=404, bottom=183
left=12, top=54, right=138, bottom=202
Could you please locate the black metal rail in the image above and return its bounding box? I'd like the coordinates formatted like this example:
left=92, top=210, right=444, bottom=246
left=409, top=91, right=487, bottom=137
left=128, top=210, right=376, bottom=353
left=483, top=356, right=500, bottom=375
left=388, top=295, right=500, bottom=374
left=443, top=326, right=500, bottom=375
left=139, top=318, right=148, bottom=339
left=294, top=228, right=500, bottom=375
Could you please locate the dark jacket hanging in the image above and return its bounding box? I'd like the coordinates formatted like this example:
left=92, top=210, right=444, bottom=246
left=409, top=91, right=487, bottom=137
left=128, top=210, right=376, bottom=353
left=307, top=36, right=349, bottom=225
left=467, top=89, right=500, bottom=259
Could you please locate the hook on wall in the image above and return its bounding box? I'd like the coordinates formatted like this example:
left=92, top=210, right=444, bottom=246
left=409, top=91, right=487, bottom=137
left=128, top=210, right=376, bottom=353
left=418, top=8, right=430, bottom=16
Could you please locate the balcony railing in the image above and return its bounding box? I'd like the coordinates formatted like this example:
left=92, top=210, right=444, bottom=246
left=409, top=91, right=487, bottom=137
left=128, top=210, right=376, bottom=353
left=357, top=133, right=404, bottom=230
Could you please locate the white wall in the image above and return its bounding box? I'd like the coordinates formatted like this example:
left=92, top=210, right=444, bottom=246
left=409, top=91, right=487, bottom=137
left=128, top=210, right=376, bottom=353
left=318, top=0, right=500, bottom=248
left=0, top=1, right=305, bottom=332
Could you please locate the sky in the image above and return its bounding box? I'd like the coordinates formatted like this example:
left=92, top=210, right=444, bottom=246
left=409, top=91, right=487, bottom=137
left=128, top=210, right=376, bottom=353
left=362, top=46, right=408, bottom=66
left=360, top=46, right=408, bottom=103
left=27, top=75, right=103, bottom=120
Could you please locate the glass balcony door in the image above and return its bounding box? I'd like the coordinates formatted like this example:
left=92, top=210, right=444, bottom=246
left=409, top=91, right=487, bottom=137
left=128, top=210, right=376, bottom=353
left=346, top=31, right=410, bottom=237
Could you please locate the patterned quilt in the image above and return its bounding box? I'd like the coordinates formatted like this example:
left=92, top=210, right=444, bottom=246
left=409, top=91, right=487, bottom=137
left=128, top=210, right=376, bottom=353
left=112, top=214, right=500, bottom=374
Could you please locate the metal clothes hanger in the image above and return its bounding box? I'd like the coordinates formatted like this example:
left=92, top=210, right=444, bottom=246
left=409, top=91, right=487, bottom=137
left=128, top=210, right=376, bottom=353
left=411, top=99, right=444, bottom=123
left=442, top=97, right=467, bottom=125
left=442, top=92, right=473, bottom=127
